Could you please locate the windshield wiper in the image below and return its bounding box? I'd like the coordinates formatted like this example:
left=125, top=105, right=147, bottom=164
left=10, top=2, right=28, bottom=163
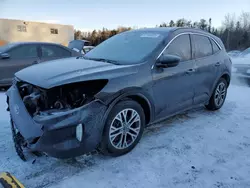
left=78, top=56, right=120, bottom=65
left=92, top=58, right=120, bottom=65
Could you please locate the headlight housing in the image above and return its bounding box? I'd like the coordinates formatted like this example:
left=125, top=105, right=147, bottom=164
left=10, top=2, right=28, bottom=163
left=16, top=79, right=108, bottom=116
left=46, top=79, right=108, bottom=110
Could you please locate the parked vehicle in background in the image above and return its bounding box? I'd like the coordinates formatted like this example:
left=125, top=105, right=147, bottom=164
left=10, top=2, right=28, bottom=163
left=68, top=40, right=94, bottom=54
left=7, top=28, right=231, bottom=160
left=0, top=42, right=80, bottom=87
left=240, top=47, right=250, bottom=57
left=228, top=50, right=241, bottom=57
left=232, top=63, right=250, bottom=86
left=231, top=47, right=250, bottom=86
left=83, top=46, right=95, bottom=54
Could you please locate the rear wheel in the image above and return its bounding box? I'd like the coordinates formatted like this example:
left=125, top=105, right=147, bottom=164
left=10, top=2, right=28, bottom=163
left=100, top=100, right=145, bottom=156
left=206, top=78, right=228, bottom=111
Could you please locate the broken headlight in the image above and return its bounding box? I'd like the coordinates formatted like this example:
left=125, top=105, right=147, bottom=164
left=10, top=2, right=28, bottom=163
left=18, top=79, right=108, bottom=116
left=46, top=79, right=108, bottom=110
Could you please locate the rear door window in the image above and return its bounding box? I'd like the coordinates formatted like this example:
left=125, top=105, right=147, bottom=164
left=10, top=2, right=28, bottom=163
left=8, top=45, right=38, bottom=59
left=193, top=35, right=213, bottom=58
left=163, top=34, right=191, bottom=61
left=210, top=39, right=220, bottom=54
left=41, top=45, right=71, bottom=58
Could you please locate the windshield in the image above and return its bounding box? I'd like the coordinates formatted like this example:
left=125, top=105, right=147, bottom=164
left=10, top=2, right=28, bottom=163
left=85, top=31, right=165, bottom=64
left=0, top=43, right=15, bottom=53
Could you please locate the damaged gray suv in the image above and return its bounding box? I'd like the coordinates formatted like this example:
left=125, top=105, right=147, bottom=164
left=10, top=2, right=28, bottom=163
left=7, top=27, right=232, bottom=160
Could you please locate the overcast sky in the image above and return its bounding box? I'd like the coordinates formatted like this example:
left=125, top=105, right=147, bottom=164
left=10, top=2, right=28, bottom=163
left=0, top=0, right=249, bottom=31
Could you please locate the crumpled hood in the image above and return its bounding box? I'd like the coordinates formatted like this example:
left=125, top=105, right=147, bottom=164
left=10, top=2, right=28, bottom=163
left=15, top=57, right=138, bottom=89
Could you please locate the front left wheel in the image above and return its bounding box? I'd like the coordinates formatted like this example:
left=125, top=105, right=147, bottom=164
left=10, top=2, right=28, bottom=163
left=10, top=117, right=26, bottom=161
left=100, top=99, right=145, bottom=156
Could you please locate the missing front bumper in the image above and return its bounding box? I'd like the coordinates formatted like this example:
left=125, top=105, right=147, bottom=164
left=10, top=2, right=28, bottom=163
left=7, top=85, right=107, bottom=159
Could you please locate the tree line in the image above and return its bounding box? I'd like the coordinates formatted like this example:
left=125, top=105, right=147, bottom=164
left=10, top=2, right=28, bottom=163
left=74, top=12, right=250, bottom=51
left=74, top=26, right=132, bottom=46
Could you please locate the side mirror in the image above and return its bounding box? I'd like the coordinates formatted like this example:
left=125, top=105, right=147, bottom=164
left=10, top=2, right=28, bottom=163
left=156, top=54, right=181, bottom=68
left=0, top=53, right=10, bottom=59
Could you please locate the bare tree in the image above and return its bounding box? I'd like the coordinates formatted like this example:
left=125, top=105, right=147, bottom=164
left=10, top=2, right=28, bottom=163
left=240, top=11, right=250, bottom=30
left=74, top=30, right=82, bottom=40
left=223, top=13, right=236, bottom=30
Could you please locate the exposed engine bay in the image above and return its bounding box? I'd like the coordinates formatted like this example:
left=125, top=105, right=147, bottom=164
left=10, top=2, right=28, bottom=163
left=15, top=79, right=108, bottom=117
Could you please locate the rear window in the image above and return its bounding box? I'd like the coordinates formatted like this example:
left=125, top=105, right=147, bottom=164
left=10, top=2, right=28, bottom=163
left=210, top=39, right=220, bottom=54
left=193, top=35, right=213, bottom=58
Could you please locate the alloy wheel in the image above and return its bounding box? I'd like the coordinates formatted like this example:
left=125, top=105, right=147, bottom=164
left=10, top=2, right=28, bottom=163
left=109, top=108, right=141, bottom=150
left=214, top=82, right=226, bottom=107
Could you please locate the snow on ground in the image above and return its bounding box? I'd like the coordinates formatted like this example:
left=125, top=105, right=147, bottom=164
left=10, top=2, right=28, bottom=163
left=1, top=82, right=250, bottom=188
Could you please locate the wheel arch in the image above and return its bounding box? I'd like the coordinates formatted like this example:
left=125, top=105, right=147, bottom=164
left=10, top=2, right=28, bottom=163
left=221, top=73, right=231, bottom=87
left=101, top=89, right=155, bottom=126
left=210, top=72, right=231, bottom=97
left=125, top=94, right=152, bottom=125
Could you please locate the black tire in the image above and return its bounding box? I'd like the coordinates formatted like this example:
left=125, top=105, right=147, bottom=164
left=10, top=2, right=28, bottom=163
left=205, top=78, right=228, bottom=111
left=100, top=99, right=145, bottom=156
left=10, top=117, right=26, bottom=161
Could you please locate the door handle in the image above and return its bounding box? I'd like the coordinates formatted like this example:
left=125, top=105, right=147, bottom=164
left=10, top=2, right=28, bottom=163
left=186, top=68, right=195, bottom=74
left=215, top=62, right=221, bottom=66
